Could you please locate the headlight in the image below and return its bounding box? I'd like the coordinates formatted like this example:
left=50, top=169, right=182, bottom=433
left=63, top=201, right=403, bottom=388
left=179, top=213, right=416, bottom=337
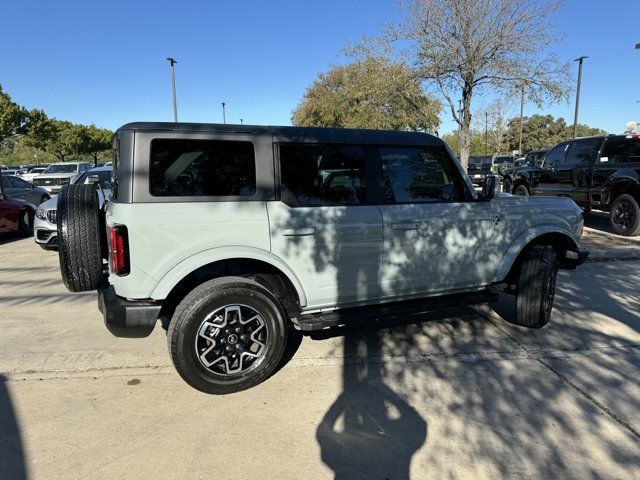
left=35, top=208, right=47, bottom=220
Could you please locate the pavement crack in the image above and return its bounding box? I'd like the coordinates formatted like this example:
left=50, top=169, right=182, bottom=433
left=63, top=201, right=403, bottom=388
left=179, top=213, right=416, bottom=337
left=484, top=311, right=640, bottom=440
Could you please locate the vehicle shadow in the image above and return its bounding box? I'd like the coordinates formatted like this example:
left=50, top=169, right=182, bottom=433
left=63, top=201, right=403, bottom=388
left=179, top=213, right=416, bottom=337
left=584, top=211, right=614, bottom=235
left=0, top=375, right=27, bottom=480
left=0, top=232, right=32, bottom=246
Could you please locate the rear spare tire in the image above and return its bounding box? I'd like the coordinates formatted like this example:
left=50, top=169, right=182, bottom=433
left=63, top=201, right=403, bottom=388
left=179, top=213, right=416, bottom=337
left=57, top=184, right=104, bottom=292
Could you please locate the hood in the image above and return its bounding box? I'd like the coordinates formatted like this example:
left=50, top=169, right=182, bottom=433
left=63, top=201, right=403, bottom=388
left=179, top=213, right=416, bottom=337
left=36, top=172, right=78, bottom=179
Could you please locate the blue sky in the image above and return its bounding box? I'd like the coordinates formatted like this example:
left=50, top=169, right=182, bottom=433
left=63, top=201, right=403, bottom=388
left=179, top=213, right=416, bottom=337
left=1, top=0, right=639, bottom=135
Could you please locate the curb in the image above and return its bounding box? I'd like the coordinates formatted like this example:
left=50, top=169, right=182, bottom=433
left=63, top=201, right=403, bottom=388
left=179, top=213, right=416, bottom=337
left=583, top=226, right=640, bottom=246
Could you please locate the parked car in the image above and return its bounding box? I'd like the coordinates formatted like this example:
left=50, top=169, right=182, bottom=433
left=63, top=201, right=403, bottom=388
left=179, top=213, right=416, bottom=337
left=32, top=162, right=92, bottom=193
left=0, top=174, right=50, bottom=205
left=21, top=167, right=47, bottom=183
left=34, top=166, right=112, bottom=250
left=502, top=147, right=551, bottom=193
left=3, top=168, right=27, bottom=177
left=55, top=122, right=588, bottom=394
left=0, top=174, right=36, bottom=235
left=467, top=156, right=493, bottom=186
left=504, top=135, right=640, bottom=235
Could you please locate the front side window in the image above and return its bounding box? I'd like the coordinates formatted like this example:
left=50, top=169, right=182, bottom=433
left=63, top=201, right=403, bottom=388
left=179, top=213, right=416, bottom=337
left=150, top=139, right=256, bottom=197
left=279, top=144, right=366, bottom=206
left=601, top=139, right=640, bottom=163
left=380, top=147, right=465, bottom=203
left=544, top=143, right=571, bottom=165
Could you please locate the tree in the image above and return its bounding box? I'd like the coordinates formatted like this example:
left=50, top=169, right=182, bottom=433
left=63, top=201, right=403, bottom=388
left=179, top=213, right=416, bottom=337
left=504, top=114, right=607, bottom=153
left=292, top=56, right=441, bottom=133
left=80, top=125, right=113, bottom=166
left=474, top=98, right=515, bottom=155
left=442, top=130, right=487, bottom=157
left=374, top=0, right=571, bottom=168
left=0, top=84, right=28, bottom=141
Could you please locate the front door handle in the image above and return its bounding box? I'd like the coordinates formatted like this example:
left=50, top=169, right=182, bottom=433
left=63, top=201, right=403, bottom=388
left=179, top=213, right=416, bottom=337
left=390, top=222, right=419, bottom=231
left=282, top=227, right=316, bottom=236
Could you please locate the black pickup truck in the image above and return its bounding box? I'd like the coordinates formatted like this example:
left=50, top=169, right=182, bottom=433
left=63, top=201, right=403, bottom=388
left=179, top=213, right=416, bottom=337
left=504, top=134, right=640, bottom=236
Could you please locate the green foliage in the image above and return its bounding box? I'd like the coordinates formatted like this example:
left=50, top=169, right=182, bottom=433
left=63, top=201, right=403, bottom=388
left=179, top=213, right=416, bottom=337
left=292, top=56, right=441, bottom=133
left=504, top=114, right=607, bottom=153
left=0, top=85, right=28, bottom=141
left=0, top=84, right=113, bottom=166
left=442, top=131, right=490, bottom=157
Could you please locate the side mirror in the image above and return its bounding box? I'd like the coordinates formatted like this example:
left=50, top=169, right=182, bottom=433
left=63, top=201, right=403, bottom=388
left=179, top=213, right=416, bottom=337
left=482, top=175, right=500, bottom=200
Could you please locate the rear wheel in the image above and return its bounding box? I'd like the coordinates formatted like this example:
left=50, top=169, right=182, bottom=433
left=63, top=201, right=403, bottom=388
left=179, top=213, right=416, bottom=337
left=514, top=184, right=530, bottom=196
left=17, top=209, right=33, bottom=236
left=168, top=277, right=288, bottom=394
left=57, top=184, right=104, bottom=292
left=609, top=194, right=640, bottom=236
left=515, top=244, right=558, bottom=328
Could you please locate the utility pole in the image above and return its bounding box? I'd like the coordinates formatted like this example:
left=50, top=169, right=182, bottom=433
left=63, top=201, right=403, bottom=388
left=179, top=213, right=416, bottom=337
left=166, top=57, right=178, bottom=122
left=457, top=99, right=462, bottom=157
left=518, top=85, right=525, bottom=155
left=572, top=56, right=588, bottom=139
left=221, top=102, right=226, bottom=124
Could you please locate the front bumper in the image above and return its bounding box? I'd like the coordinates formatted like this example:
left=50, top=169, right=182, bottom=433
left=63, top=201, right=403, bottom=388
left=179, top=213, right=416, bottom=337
left=560, top=247, right=590, bottom=268
left=98, top=285, right=161, bottom=338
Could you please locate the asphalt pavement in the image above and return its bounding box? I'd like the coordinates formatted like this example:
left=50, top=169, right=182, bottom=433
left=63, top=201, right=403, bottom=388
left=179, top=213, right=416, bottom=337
left=0, top=234, right=638, bottom=479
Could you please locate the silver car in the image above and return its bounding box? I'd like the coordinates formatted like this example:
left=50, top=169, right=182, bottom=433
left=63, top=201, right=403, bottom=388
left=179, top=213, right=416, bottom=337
left=32, top=162, right=92, bottom=194
left=34, top=166, right=112, bottom=250
left=0, top=174, right=50, bottom=205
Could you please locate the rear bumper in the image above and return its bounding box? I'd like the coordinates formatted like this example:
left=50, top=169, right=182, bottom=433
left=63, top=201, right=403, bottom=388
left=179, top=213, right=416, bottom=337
left=98, top=285, right=161, bottom=338
left=560, top=247, right=589, bottom=268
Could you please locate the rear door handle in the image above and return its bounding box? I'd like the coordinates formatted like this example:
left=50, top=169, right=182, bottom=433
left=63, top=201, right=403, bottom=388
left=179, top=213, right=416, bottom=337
left=390, top=222, right=419, bottom=231
left=282, top=227, right=316, bottom=236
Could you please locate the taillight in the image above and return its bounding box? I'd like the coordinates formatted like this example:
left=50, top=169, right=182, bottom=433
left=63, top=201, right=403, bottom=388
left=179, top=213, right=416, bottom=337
left=108, top=225, right=130, bottom=276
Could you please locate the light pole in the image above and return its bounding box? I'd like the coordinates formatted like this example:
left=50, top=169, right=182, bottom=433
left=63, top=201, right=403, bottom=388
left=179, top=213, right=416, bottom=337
left=518, top=85, right=525, bottom=155
left=166, top=57, right=178, bottom=122
left=485, top=111, right=488, bottom=156
left=221, top=102, right=226, bottom=124
left=572, top=56, right=588, bottom=139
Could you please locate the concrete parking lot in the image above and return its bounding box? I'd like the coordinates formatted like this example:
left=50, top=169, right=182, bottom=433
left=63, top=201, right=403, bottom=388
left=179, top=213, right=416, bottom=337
left=1, top=232, right=639, bottom=479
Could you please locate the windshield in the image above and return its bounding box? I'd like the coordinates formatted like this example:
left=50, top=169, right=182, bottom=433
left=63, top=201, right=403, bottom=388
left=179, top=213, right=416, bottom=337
left=74, top=169, right=112, bottom=189
left=44, top=164, right=77, bottom=174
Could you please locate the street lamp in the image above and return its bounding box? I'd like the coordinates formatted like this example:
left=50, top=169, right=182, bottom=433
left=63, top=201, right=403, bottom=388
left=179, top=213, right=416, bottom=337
left=221, top=102, right=226, bottom=124
left=518, top=84, right=525, bottom=155
left=166, top=57, right=178, bottom=122
left=572, top=56, right=588, bottom=139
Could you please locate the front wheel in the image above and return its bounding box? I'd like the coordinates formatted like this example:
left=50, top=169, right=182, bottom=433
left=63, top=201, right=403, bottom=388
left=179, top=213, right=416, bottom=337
left=167, top=277, right=288, bottom=394
left=515, top=244, right=558, bottom=329
left=609, top=194, right=640, bottom=236
left=514, top=184, right=530, bottom=196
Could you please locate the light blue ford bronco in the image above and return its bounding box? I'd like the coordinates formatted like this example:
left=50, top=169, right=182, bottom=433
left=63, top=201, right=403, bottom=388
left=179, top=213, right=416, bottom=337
left=55, top=122, right=588, bottom=394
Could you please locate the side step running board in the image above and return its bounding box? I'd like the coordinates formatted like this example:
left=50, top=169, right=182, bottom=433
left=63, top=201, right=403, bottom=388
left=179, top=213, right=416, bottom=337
left=297, top=290, right=498, bottom=332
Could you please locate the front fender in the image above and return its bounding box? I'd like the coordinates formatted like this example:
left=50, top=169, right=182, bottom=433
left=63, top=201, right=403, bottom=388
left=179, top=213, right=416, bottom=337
left=601, top=171, right=640, bottom=205
left=148, top=246, right=308, bottom=306
left=493, top=224, right=580, bottom=282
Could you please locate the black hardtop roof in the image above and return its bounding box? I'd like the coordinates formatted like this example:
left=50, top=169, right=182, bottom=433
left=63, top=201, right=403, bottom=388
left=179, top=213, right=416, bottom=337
left=116, top=122, right=444, bottom=146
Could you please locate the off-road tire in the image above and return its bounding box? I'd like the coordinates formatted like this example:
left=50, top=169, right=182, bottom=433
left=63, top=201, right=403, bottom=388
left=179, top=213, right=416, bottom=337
left=515, top=244, right=558, bottom=328
left=498, top=163, right=510, bottom=176
left=514, top=184, right=530, bottom=196
left=168, top=277, right=288, bottom=394
left=609, top=194, right=640, bottom=237
left=57, top=184, right=104, bottom=292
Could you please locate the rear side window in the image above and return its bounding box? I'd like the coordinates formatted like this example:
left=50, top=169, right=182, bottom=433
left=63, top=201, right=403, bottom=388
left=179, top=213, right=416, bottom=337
left=150, top=139, right=256, bottom=197
left=601, top=139, right=640, bottom=163
left=380, top=147, right=464, bottom=203
left=279, top=144, right=366, bottom=206
left=566, top=139, right=601, bottom=164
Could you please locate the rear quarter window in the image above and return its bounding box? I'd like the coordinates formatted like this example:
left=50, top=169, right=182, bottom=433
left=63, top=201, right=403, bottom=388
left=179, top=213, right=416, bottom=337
left=601, top=139, right=640, bottom=163
left=149, top=139, right=256, bottom=197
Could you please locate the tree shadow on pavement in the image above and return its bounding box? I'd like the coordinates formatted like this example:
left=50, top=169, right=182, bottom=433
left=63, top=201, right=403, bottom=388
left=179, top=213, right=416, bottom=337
left=0, top=375, right=26, bottom=480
